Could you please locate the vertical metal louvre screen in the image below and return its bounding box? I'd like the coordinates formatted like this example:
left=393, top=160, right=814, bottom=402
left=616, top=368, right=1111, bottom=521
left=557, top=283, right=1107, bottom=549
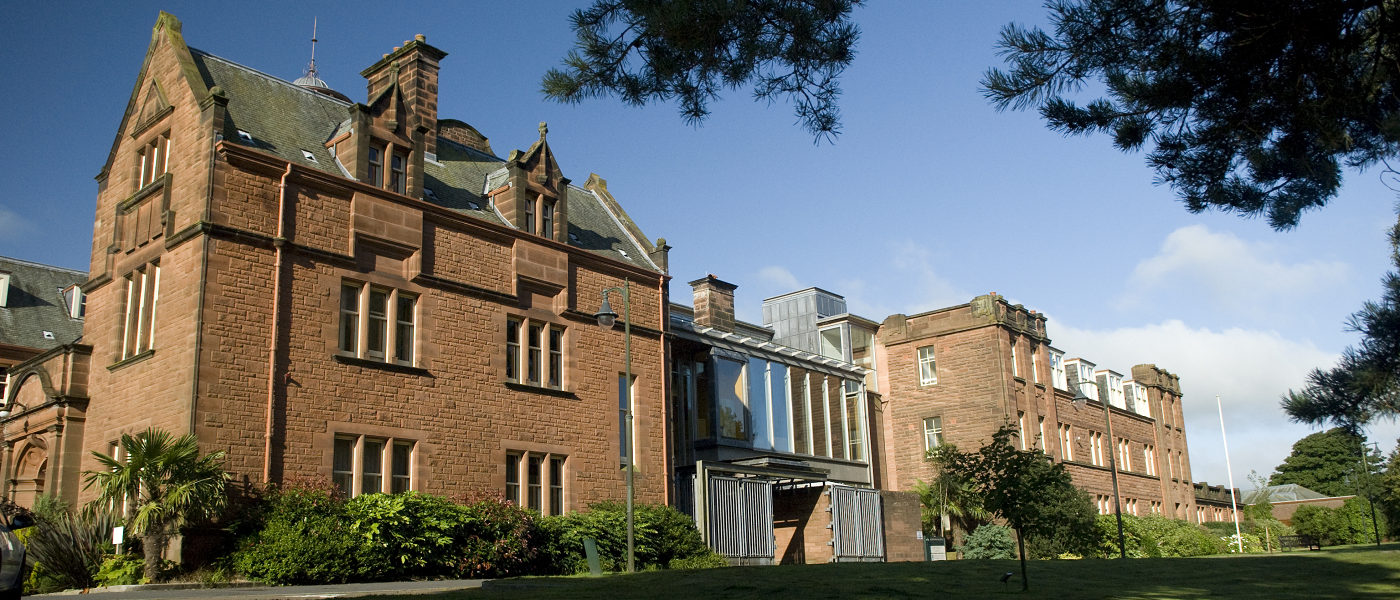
left=830, top=485, right=885, bottom=562
left=707, top=475, right=775, bottom=562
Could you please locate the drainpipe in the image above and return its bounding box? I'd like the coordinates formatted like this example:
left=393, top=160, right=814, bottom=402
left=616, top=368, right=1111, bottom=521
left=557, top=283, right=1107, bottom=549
left=263, top=163, right=292, bottom=484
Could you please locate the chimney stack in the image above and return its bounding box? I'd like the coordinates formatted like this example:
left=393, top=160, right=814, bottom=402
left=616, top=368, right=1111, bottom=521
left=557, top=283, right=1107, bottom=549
left=690, top=275, right=737, bottom=333
left=360, top=34, right=447, bottom=156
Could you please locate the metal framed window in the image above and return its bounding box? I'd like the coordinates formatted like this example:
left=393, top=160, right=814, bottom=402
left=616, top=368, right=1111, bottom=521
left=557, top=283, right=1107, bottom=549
left=505, top=451, right=566, bottom=515
left=367, top=146, right=383, bottom=187
left=338, top=282, right=415, bottom=365
left=527, top=324, right=543, bottom=384
left=505, top=453, right=521, bottom=505
left=522, top=197, right=535, bottom=234
left=506, top=318, right=564, bottom=389
left=389, top=151, right=407, bottom=194
left=923, top=417, right=943, bottom=451
left=332, top=434, right=415, bottom=498
left=138, top=132, right=170, bottom=188
left=917, top=346, right=937, bottom=385
left=548, top=326, right=563, bottom=387
left=541, top=200, right=554, bottom=238
left=1010, top=338, right=1019, bottom=377
left=120, top=262, right=160, bottom=359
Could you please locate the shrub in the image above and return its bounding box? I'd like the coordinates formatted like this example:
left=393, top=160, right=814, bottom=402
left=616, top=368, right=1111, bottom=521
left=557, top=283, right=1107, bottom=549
left=448, top=494, right=540, bottom=578
left=231, top=483, right=377, bottom=585
left=535, top=502, right=713, bottom=574
left=22, top=502, right=119, bottom=591
left=94, top=555, right=145, bottom=587
left=1136, top=516, right=1219, bottom=557
left=961, top=524, right=1017, bottom=559
left=1095, top=514, right=1152, bottom=558
left=669, top=550, right=729, bottom=569
left=347, top=492, right=464, bottom=578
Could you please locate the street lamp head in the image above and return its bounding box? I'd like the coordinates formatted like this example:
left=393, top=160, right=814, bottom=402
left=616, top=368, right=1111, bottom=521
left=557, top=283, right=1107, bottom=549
left=1072, top=384, right=1090, bottom=409
left=595, top=294, right=618, bottom=330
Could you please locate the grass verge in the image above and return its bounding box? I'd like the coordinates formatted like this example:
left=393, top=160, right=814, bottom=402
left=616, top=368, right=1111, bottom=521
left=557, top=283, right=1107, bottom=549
left=360, top=542, right=1400, bottom=599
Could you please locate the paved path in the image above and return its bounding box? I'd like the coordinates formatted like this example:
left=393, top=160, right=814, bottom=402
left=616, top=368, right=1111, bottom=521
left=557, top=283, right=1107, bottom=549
left=34, top=579, right=485, bottom=600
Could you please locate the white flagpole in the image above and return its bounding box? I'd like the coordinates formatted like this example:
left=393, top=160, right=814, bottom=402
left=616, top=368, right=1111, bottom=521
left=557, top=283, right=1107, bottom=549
left=1218, top=394, right=1243, bottom=552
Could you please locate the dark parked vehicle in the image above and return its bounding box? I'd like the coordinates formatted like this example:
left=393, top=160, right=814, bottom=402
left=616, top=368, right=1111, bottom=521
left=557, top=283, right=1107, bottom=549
left=0, top=513, right=34, bottom=599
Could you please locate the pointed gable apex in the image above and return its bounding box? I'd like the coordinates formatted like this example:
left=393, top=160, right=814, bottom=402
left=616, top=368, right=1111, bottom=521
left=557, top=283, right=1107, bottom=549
left=97, top=11, right=214, bottom=181
left=133, top=79, right=171, bottom=133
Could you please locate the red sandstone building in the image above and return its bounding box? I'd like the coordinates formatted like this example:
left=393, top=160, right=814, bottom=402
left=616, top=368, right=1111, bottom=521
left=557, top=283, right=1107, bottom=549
left=2, top=12, right=672, bottom=519
left=763, top=288, right=1200, bottom=526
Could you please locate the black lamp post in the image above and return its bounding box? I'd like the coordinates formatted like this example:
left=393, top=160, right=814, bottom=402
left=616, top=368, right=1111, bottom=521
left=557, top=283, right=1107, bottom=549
left=1072, top=378, right=1127, bottom=559
left=595, top=278, right=635, bottom=572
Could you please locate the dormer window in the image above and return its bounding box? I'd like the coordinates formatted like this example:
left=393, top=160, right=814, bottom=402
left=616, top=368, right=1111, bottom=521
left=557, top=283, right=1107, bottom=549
left=63, top=284, right=85, bottom=319
left=138, top=132, right=171, bottom=188
left=522, top=197, right=535, bottom=234
left=541, top=199, right=554, bottom=238
left=389, top=151, right=407, bottom=194
left=0, top=271, right=9, bottom=308
left=367, top=146, right=384, bottom=187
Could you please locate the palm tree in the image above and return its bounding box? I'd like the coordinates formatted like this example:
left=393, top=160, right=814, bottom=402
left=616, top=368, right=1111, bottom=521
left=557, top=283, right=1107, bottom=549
left=914, top=444, right=989, bottom=541
left=83, top=428, right=231, bottom=583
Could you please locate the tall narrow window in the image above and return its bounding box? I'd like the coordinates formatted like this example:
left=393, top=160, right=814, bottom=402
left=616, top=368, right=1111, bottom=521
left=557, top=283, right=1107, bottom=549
left=1031, top=348, right=1040, bottom=383
left=395, top=295, right=415, bottom=365
left=390, top=151, right=407, bottom=194
left=367, top=147, right=383, bottom=187
left=1037, top=416, right=1046, bottom=450
left=789, top=367, right=808, bottom=454
left=619, top=374, right=633, bottom=463
left=505, top=453, right=521, bottom=505
left=506, top=319, right=521, bottom=381
left=145, top=265, right=160, bottom=351
left=918, top=346, right=937, bottom=385
left=391, top=441, right=413, bottom=493
left=362, top=438, right=384, bottom=494
left=923, top=417, right=944, bottom=451
left=541, top=200, right=554, bottom=238
left=769, top=363, right=791, bottom=453
left=548, top=326, right=564, bottom=388
left=749, top=358, right=771, bottom=450
left=1060, top=424, right=1073, bottom=461
left=527, top=324, right=543, bottom=384
left=333, top=437, right=354, bottom=498
left=845, top=385, right=863, bottom=460
left=1010, top=338, right=1019, bottom=377
left=522, top=197, right=535, bottom=234
left=717, top=358, right=749, bottom=441
left=340, top=284, right=360, bottom=354
left=367, top=289, right=388, bottom=360
left=549, top=457, right=564, bottom=515
left=1018, top=411, right=1026, bottom=450
left=528, top=455, right=543, bottom=511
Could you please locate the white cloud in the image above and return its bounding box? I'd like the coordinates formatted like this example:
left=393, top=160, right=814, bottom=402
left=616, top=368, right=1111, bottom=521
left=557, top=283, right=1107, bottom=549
left=842, top=240, right=968, bottom=317
left=756, top=265, right=800, bottom=291
left=1048, top=320, right=1400, bottom=488
left=1122, top=225, right=1349, bottom=314
left=0, top=206, right=28, bottom=238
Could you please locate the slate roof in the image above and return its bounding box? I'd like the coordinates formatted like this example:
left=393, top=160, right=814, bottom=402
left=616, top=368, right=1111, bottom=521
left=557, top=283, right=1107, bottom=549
left=0, top=256, right=86, bottom=351
left=187, top=49, right=659, bottom=272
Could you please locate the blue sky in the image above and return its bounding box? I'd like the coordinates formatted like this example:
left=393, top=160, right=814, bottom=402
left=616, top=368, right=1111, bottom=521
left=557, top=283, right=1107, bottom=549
left=2, top=1, right=1395, bottom=489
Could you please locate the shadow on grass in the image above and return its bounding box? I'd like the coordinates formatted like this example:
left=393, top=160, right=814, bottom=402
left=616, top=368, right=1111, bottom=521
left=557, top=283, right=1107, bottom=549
left=359, top=544, right=1400, bottom=600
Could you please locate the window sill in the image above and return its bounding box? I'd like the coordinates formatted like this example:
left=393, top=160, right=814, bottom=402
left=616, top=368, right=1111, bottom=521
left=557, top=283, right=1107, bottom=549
left=108, top=349, right=155, bottom=372
left=504, top=381, right=577, bottom=399
left=334, top=354, right=433, bottom=377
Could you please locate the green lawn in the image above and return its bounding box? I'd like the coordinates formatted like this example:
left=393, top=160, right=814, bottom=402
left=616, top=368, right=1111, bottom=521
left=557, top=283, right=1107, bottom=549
left=377, top=543, right=1400, bottom=599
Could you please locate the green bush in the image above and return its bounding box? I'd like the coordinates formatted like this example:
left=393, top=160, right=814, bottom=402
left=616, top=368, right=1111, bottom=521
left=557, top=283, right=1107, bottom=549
left=1095, top=514, right=1152, bottom=558
left=231, top=485, right=378, bottom=585
left=535, top=502, right=713, bottom=574
left=94, top=555, right=145, bottom=587
left=1292, top=497, right=1382, bottom=546
left=668, top=550, right=730, bottom=569
left=961, top=524, right=1017, bottom=559
left=1138, top=515, right=1219, bottom=557
left=22, top=502, right=119, bottom=591
left=448, top=494, right=540, bottom=578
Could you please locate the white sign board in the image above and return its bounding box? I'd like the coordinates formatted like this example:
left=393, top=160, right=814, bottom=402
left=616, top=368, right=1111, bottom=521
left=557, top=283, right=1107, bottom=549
left=112, top=526, right=124, bottom=545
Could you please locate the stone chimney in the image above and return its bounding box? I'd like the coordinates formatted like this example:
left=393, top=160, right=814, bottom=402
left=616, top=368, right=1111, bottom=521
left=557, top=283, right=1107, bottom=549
left=360, top=34, right=447, bottom=157
left=690, top=275, right=737, bottom=333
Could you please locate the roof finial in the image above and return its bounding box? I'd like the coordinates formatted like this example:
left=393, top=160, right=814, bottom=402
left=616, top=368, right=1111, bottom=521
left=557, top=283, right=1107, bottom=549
left=306, top=17, right=319, bottom=79
left=539, top=121, right=548, bottom=141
